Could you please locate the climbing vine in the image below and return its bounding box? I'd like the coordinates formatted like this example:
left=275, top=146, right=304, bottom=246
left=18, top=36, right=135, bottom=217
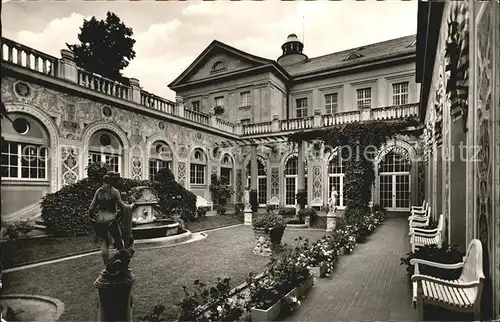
left=289, top=118, right=422, bottom=219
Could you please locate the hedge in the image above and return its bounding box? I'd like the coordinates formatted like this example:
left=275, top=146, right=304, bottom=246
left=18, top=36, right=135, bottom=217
left=41, top=163, right=196, bottom=236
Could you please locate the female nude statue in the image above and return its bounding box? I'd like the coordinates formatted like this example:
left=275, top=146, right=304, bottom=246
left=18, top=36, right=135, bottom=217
left=88, top=171, right=135, bottom=270
left=328, top=187, right=338, bottom=216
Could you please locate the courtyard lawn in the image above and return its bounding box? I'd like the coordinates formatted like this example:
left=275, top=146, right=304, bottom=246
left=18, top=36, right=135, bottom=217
left=2, top=225, right=325, bottom=321
left=1, top=215, right=244, bottom=269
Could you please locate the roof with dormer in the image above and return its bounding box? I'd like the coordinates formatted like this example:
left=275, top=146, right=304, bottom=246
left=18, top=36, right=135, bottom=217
left=285, top=35, right=416, bottom=77
left=168, top=34, right=416, bottom=90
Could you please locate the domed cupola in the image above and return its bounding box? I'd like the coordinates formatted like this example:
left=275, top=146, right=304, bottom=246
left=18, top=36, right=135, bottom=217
left=277, top=33, right=308, bottom=66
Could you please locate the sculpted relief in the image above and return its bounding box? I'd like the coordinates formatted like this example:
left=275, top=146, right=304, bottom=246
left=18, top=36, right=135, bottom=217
left=1, top=77, right=230, bottom=153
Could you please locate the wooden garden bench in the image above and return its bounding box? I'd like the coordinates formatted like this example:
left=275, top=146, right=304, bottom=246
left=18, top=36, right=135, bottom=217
left=411, top=239, right=484, bottom=321
left=409, top=206, right=432, bottom=235
left=409, top=214, right=444, bottom=252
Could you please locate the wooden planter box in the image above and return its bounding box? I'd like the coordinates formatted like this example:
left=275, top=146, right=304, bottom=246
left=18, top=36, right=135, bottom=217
left=251, top=275, right=313, bottom=322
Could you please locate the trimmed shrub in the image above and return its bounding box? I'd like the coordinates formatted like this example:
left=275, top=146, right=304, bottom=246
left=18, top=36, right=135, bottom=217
left=41, top=163, right=196, bottom=236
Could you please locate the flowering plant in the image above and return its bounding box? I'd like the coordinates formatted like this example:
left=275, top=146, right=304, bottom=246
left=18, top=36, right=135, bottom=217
left=293, top=236, right=340, bottom=277
left=282, top=294, right=301, bottom=315
left=178, top=277, right=245, bottom=322
left=246, top=246, right=310, bottom=310
left=252, top=214, right=286, bottom=230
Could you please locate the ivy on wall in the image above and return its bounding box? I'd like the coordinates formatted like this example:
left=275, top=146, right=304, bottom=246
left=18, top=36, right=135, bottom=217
left=289, top=118, right=422, bottom=219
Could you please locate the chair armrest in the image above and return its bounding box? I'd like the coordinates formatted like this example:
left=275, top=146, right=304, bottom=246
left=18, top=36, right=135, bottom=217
left=410, top=258, right=464, bottom=269
left=409, top=217, right=429, bottom=223
left=411, top=206, right=424, bottom=211
left=411, top=209, right=426, bottom=214
left=411, top=274, right=480, bottom=288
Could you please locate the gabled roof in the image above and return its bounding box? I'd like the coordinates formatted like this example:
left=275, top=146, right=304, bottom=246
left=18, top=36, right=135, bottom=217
left=168, top=40, right=291, bottom=89
left=282, top=35, right=417, bottom=77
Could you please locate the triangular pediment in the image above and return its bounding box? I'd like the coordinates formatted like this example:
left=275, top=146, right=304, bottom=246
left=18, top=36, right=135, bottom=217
left=168, top=41, right=274, bottom=89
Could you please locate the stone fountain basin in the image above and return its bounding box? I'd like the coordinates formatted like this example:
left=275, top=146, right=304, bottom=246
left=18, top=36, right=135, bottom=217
left=0, top=294, right=64, bottom=321
left=132, top=219, right=180, bottom=239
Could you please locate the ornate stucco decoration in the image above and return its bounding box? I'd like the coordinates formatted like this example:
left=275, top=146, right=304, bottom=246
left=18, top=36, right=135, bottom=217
left=433, top=74, right=445, bottom=147
left=445, top=0, right=470, bottom=132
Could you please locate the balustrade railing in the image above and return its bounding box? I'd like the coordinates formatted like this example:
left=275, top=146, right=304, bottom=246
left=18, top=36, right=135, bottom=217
left=184, top=109, right=210, bottom=125
left=371, top=103, right=419, bottom=120
left=140, top=91, right=176, bottom=114
left=281, top=116, right=314, bottom=131
left=1, top=38, right=58, bottom=76
left=243, top=122, right=272, bottom=135
left=77, top=69, right=130, bottom=100
left=215, top=118, right=236, bottom=133
left=2, top=37, right=420, bottom=138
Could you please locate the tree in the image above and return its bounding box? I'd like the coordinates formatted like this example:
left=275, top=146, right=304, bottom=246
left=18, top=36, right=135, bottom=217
left=66, top=12, right=136, bottom=84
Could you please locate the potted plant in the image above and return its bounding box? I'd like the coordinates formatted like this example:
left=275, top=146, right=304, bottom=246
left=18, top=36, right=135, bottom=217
left=213, top=105, right=225, bottom=115
left=400, top=243, right=464, bottom=286
left=252, top=214, right=286, bottom=249
left=209, top=174, right=233, bottom=207
left=295, top=191, right=307, bottom=210
left=266, top=204, right=279, bottom=216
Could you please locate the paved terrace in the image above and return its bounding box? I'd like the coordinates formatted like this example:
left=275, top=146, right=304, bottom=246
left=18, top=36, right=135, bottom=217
left=293, top=216, right=417, bottom=321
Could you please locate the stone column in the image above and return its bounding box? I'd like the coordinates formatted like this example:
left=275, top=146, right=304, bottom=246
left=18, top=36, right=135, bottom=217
left=297, top=141, right=306, bottom=211
left=94, top=268, right=134, bottom=322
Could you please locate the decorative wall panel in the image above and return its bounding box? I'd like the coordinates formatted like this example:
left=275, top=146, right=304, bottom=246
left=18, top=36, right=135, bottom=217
left=475, top=3, right=494, bottom=318
left=417, top=161, right=425, bottom=204
left=177, top=162, right=187, bottom=187
left=312, top=166, right=322, bottom=200
left=61, top=147, right=79, bottom=186
left=270, top=168, right=279, bottom=199
left=131, top=156, right=143, bottom=180
left=235, top=169, right=243, bottom=202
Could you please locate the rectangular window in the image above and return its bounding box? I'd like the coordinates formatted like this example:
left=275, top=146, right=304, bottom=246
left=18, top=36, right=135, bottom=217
left=324, top=93, right=339, bottom=114
left=191, top=101, right=200, bottom=112
left=88, top=152, right=121, bottom=174
left=214, top=96, right=224, bottom=107
left=240, top=92, right=250, bottom=107
left=1, top=141, right=47, bottom=179
left=190, top=164, right=206, bottom=185
left=356, top=88, right=372, bottom=109
left=392, top=81, right=409, bottom=105
left=240, top=118, right=251, bottom=125
left=296, top=98, right=308, bottom=118
left=149, top=159, right=172, bottom=180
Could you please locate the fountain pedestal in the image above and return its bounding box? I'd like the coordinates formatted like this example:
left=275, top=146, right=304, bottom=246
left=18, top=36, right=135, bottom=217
left=94, top=269, right=135, bottom=322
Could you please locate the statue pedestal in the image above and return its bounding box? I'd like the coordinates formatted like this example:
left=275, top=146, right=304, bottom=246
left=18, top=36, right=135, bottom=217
left=244, top=209, right=252, bottom=225
left=94, top=269, right=135, bottom=322
left=326, top=214, right=337, bottom=232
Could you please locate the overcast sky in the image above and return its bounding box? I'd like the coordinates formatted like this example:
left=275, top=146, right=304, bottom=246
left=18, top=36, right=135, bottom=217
left=2, top=1, right=418, bottom=100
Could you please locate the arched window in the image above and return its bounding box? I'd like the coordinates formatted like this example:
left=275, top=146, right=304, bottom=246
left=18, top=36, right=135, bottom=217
left=211, top=60, right=227, bottom=73
left=88, top=130, right=123, bottom=174
left=220, top=154, right=233, bottom=186
left=246, top=157, right=267, bottom=205
left=284, top=155, right=308, bottom=206
left=190, top=148, right=207, bottom=185
left=378, top=149, right=411, bottom=210
left=149, top=141, right=173, bottom=180
left=1, top=113, right=49, bottom=180
left=328, top=153, right=345, bottom=208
